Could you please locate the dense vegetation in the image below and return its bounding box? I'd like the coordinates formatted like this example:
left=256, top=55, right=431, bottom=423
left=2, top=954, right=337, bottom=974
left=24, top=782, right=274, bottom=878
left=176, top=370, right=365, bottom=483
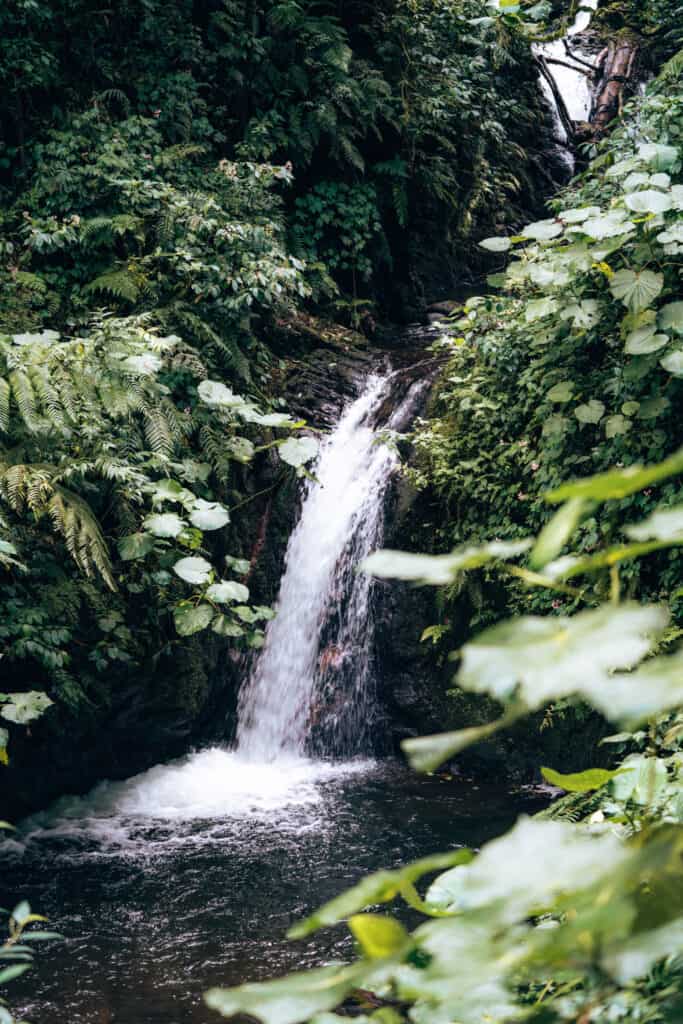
left=3, top=0, right=683, bottom=1022
left=200, top=18, right=683, bottom=1024
left=0, top=0, right=559, bottom=779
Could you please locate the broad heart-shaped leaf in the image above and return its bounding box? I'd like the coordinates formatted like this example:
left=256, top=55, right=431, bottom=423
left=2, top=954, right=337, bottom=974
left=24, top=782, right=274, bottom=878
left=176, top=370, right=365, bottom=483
left=660, top=349, right=683, bottom=377
left=625, top=505, right=683, bottom=542
left=660, top=300, right=683, bottom=335
left=581, top=213, right=635, bottom=240
left=529, top=497, right=589, bottom=570
left=189, top=499, right=230, bottom=531
left=173, top=602, right=215, bottom=636
left=206, top=580, right=250, bottom=604
left=624, top=324, right=669, bottom=354
left=540, top=766, right=623, bottom=792
left=425, top=818, right=627, bottom=924
left=348, top=915, right=411, bottom=959
left=173, top=556, right=213, bottom=585
left=610, top=269, right=664, bottom=313
left=605, top=414, right=632, bottom=438
left=197, top=379, right=249, bottom=410
left=362, top=540, right=532, bottom=585
left=288, top=850, right=472, bottom=939
left=546, top=447, right=683, bottom=503
left=205, top=962, right=377, bottom=1024
left=638, top=142, right=679, bottom=171
left=546, top=380, right=573, bottom=403
left=521, top=218, right=563, bottom=241
left=574, top=399, right=605, bottom=424
left=479, top=236, right=511, bottom=252
left=585, top=653, right=683, bottom=728
left=278, top=436, right=319, bottom=468
left=558, top=205, right=601, bottom=223
left=117, top=532, right=155, bottom=561
left=143, top=512, right=186, bottom=538
left=0, top=691, right=53, bottom=725
left=458, top=603, right=668, bottom=710
left=624, top=189, right=673, bottom=214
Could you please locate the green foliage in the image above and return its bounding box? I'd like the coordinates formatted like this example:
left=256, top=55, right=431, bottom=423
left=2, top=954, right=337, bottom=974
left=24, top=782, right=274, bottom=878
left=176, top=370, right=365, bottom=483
left=203, top=48, right=683, bottom=1024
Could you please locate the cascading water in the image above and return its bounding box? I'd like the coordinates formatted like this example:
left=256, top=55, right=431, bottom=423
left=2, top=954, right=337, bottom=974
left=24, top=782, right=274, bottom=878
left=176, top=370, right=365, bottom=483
left=237, top=372, right=428, bottom=761
left=534, top=0, right=599, bottom=172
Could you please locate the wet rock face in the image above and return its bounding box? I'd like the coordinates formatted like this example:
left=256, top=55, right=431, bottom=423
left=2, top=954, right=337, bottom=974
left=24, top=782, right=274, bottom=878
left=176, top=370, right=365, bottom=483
left=375, top=485, right=611, bottom=782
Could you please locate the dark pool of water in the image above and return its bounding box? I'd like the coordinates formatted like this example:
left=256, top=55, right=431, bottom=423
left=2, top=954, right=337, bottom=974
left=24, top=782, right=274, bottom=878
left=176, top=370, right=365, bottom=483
left=0, top=753, right=547, bottom=1024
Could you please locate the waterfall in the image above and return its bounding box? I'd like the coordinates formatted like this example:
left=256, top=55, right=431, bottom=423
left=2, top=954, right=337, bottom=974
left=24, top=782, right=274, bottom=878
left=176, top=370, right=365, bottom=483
left=534, top=0, right=599, bottom=172
left=236, top=372, right=426, bottom=762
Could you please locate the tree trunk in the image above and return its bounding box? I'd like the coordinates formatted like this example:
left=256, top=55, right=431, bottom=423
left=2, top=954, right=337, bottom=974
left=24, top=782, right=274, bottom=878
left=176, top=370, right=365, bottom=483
left=589, top=32, right=640, bottom=137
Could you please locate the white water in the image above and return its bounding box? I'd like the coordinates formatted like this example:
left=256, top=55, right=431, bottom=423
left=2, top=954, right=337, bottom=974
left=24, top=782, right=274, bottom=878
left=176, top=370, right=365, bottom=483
left=237, top=372, right=423, bottom=761
left=534, top=0, right=599, bottom=170
left=10, top=371, right=427, bottom=841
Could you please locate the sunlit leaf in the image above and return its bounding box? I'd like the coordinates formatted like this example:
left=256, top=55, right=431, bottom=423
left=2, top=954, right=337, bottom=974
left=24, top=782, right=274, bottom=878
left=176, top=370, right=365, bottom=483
left=173, top=556, right=213, bottom=584
left=610, top=269, right=664, bottom=313
left=0, top=691, right=54, bottom=725
left=362, top=540, right=531, bottom=585
left=206, top=580, right=250, bottom=603
left=546, top=448, right=683, bottom=503
left=173, top=602, right=215, bottom=636
left=278, top=436, right=319, bottom=468
left=540, top=766, right=623, bottom=792
left=189, top=499, right=230, bottom=531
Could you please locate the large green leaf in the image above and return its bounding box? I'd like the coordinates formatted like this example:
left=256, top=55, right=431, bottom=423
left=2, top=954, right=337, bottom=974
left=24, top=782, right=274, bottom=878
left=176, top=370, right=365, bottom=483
left=540, top=766, right=623, bottom=792
left=348, top=915, right=411, bottom=959
left=278, top=436, right=319, bottom=468
left=402, top=711, right=522, bottom=773
left=587, top=654, right=683, bottom=727
left=546, top=448, right=683, bottom=503
left=197, top=380, right=249, bottom=410
left=189, top=499, right=230, bottom=531
left=457, top=603, right=667, bottom=709
left=118, top=532, right=155, bottom=561
left=624, top=190, right=672, bottom=214
left=638, top=142, right=679, bottom=171
left=659, top=301, right=683, bottom=335
left=173, top=602, right=215, bottom=636
left=205, top=963, right=373, bottom=1024
left=479, top=237, right=511, bottom=252
left=424, top=818, right=627, bottom=923
left=624, top=324, right=669, bottom=355
left=660, top=350, right=683, bottom=377
left=625, top=505, right=683, bottom=542
left=521, top=219, right=563, bottom=241
left=610, top=269, right=664, bottom=313
left=362, top=540, right=531, bottom=585
left=206, top=580, right=250, bottom=603
left=144, top=512, right=186, bottom=538
left=173, top=556, right=213, bottom=584
left=288, top=851, right=472, bottom=939
left=574, top=399, right=605, bottom=424
left=0, top=691, right=54, bottom=725
left=529, top=498, right=589, bottom=569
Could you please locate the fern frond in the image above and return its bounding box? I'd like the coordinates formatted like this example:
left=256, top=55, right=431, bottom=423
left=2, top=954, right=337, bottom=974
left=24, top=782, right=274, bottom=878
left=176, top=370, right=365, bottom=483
left=84, top=270, right=141, bottom=304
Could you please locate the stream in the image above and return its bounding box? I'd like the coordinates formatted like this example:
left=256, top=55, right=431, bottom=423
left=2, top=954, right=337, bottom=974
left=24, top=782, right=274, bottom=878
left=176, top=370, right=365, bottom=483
left=1, top=371, right=547, bottom=1023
